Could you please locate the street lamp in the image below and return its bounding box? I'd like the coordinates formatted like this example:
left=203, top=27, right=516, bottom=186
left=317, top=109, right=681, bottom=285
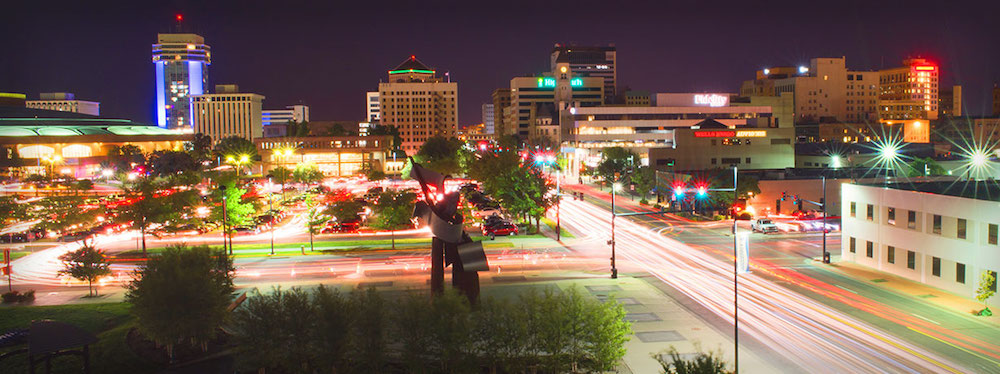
left=219, top=184, right=231, bottom=255
left=42, top=155, right=62, bottom=178
left=226, top=154, right=251, bottom=175
left=268, top=178, right=275, bottom=256
left=610, top=182, right=622, bottom=279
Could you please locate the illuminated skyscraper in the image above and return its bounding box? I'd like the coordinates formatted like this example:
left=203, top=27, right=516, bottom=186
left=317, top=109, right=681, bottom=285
left=152, top=33, right=210, bottom=130
left=550, top=44, right=616, bottom=104
left=378, top=56, right=457, bottom=154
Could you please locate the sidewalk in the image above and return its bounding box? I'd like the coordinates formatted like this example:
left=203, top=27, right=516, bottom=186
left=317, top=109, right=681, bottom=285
left=823, top=258, right=1000, bottom=325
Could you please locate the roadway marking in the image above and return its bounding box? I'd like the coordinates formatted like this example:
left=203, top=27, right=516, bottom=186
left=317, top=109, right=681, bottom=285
left=907, top=326, right=1000, bottom=370
left=911, top=313, right=941, bottom=326
left=835, top=285, right=858, bottom=294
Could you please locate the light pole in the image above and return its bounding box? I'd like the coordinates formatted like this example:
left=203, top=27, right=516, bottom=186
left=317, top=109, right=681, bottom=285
left=731, top=165, right=739, bottom=373
left=268, top=178, right=275, bottom=256
left=220, top=184, right=231, bottom=255
left=610, top=182, right=621, bottom=279
left=822, top=175, right=829, bottom=263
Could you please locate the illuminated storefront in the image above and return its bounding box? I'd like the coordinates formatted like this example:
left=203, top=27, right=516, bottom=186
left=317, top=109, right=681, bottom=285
left=256, top=136, right=395, bottom=177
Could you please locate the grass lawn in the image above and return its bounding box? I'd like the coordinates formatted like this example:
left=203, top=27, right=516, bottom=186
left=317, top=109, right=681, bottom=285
left=4, top=250, right=33, bottom=261
left=0, top=302, right=159, bottom=373
left=541, top=217, right=575, bottom=239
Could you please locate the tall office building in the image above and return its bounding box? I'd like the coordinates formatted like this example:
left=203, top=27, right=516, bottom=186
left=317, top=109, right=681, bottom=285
left=551, top=44, right=616, bottom=104
left=152, top=33, right=211, bottom=130
left=740, top=57, right=878, bottom=124
left=508, top=60, right=604, bottom=142
left=937, top=86, right=962, bottom=118
left=482, top=104, right=494, bottom=134
left=491, top=88, right=511, bottom=136
left=26, top=92, right=99, bottom=116
left=378, top=56, right=458, bottom=154
left=878, top=58, right=939, bottom=121
left=191, top=85, right=264, bottom=142
left=366, top=91, right=380, bottom=122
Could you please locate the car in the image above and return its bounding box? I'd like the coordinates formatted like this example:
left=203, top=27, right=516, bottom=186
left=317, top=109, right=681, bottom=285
left=322, top=219, right=361, bottom=234
left=751, top=219, right=779, bottom=234
left=57, top=231, right=91, bottom=242
left=473, top=206, right=501, bottom=218
left=232, top=226, right=261, bottom=236
left=483, top=222, right=518, bottom=239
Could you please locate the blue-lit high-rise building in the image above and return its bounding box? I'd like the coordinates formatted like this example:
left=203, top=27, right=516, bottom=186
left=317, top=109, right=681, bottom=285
left=152, top=33, right=210, bottom=130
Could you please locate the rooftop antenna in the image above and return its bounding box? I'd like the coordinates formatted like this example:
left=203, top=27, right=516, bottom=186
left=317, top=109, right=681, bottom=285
left=174, top=14, right=184, bottom=33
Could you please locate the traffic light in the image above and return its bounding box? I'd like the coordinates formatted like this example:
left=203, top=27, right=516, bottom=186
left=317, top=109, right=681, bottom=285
left=696, top=186, right=707, bottom=198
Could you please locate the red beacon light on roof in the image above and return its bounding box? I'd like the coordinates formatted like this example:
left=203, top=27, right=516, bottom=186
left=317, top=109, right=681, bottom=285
left=175, top=14, right=183, bottom=22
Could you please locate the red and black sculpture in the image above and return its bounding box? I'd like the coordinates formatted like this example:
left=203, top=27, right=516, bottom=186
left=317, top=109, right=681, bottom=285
left=409, top=158, right=488, bottom=303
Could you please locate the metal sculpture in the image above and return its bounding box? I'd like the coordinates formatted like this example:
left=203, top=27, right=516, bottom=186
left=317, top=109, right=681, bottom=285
left=409, top=158, right=488, bottom=303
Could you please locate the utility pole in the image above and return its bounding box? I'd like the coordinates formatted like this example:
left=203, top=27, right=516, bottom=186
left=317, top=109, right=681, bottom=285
left=556, top=167, right=561, bottom=242
left=269, top=178, right=275, bottom=256
left=610, top=179, right=618, bottom=279
left=822, top=176, right=829, bottom=263
left=221, top=185, right=230, bottom=255
left=732, top=165, right=739, bottom=373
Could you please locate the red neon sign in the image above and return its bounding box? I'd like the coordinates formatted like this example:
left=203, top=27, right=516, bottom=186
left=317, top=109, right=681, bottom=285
left=694, top=131, right=736, bottom=138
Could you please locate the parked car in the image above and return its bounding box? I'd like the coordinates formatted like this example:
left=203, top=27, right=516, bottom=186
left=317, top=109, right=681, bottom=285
left=232, top=226, right=261, bottom=236
left=322, top=218, right=361, bottom=234
left=751, top=219, right=779, bottom=234
left=57, top=231, right=91, bottom=242
left=483, top=222, right=518, bottom=239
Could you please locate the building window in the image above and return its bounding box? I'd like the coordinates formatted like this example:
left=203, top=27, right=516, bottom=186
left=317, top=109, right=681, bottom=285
left=956, top=263, right=966, bottom=284
left=908, top=211, right=916, bottom=229
left=887, top=207, right=895, bottom=225
left=932, top=257, right=941, bottom=277
left=989, top=224, right=998, bottom=245
left=745, top=157, right=751, bottom=164
left=849, top=237, right=856, bottom=253
left=866, top=241, right=873, bottom=258
left=957, top=219, right=967, bottom=239
left=711, top=158, right=717, bottom=165
left=990, top=271, right=998, bottom=292
left=905, top=251, right=917, bottom=269
left=933, top=214, right=942, bottom=234
left=866, top=204, right=874, bottom=221
left=850, top=202, right=856, bottom=217
left=887, top=246, right=895, bottom=264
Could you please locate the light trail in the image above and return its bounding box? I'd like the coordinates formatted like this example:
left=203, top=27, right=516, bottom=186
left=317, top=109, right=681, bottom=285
left=556, top=198, right=972, bottom=373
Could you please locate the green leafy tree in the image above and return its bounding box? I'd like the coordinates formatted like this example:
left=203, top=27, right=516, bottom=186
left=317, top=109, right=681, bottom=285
left=36, top=196, right=101, bottom=233
left=711, top=171, right=761, bottom=209
left=369, top=189, right=416, bottom=249
left=977, top=271, right=997, bottom=315
left=287, top=120, right=311, bottom=137
left=596, top=147, right=637, bottom=185
left=656, top=345, right=730, bottom=374
left=125, top=245, right=234, bottom=356
left=184, top=133, right=214, bottom=164
left=395, top=290, right=475, bottom=372
left=233, top=287, right=321, bottom=372
left=107, top=144, right=145, bottom=172
left=58, top=245, right=111, bottom=296
left=210, top=179, right=256, bottom=230
left=469, top=148, right=553, bottom=230
left=116, top=179, right=172, bottom=257
left=632, top=165, right=656, bottom=200
left=269, top=166, right=293, bottom=200
left=361, top=162, right=386, bottom=182
left=905, top=157, right=947, bottom=177
left=73, top=179, right=94, bottom=196
left=475, top=296, right=531, bottom=373
left=416, top=136, right=464, bottom=176
left=293, top=163, right=325, bottom=186
left=213, top=136, right=260, bottom=173
left=148, top=150, right=200, bottom=177
left=324, top=199, right=363, bottom=225
left=313, top=285, right=352, bottom=370
left=304, top=195, right=326, bottom=251
left=0, top=196, right=28, bottom=222
left=347, top=288, right=388, bottom=372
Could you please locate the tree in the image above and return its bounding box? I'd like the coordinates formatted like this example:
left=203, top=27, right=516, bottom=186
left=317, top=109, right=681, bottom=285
left=656, top=345, right=729, bottom=374
left=596, top=147, right=637, bottom=185
left=304, top=194, right=326, bottom=251
left=107, top=144, right=145, bottom=172
left=269, top=166, right=293, bottom=200
left=233, top=287, right=321, bottom=372
left=324, top=199, right=363, bottom=225
left=712, top=171, right=761, bottom=209
left=287, top=120, right=311, bottom=137
left=369, top=189, right=416, bottom=249
left=417, top=136, right=464, bottom=176
left=293, top=163, right=325, bottom=186
left=468, top=148, right=553, bottom=231
left=73, top=179, right=94, bottom=196
left=58, top=245, right=111, bottom=297
left=125, top=245, right=234, bottom=357
left=117, top=179, right=171, bottom=257
left=36, top=196, right=101, bottom=233
left=184, top=133, right=214, bottom=164
left=148, top=150, right=200, bottom=177
left=210, top=179, right=256, bottom=230
left=361, top=162, right=386, bottom=182
left=977, top=271, right=996, bottom=316
left=631, top=166, right=656, bottom=202
left=905, top=157, right=947, bottom=177
left=213, top=136, right=259, bottom=172
left=369, top=124, right=402, bottom=151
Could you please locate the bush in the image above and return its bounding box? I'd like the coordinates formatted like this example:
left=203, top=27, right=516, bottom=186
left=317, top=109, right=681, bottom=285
left=230, top=285, right=631, bottom=373
left=1, top=290, right=35, bottom=303
left=656, top=345, right=730, bottom=374
left=639, top=198, right=649, bottom=205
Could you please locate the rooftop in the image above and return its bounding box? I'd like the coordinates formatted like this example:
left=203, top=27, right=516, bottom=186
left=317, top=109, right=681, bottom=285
left=389, top=56, right=434, bottom=74
left=0, top=106, right=185, bottom=138
left=859, top=180, right=1000, bottom=202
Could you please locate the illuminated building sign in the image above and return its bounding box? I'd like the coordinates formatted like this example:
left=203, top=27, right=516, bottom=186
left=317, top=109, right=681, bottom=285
left=693, top=94, right=728, bottom=107
left=914, top=66, right=936, bottom=71
left=694, top=130, right=767, bottom=138
left=537, top=77, right=584, bottom=88
left=388, top=69, right=436, bottom=74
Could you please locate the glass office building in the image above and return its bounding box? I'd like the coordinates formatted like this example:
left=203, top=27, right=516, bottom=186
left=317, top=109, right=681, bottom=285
left=152, top=33, right=211, bottom=130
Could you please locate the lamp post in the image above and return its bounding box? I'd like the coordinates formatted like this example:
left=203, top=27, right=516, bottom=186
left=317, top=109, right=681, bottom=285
left=822, top=176, right=829, bottom=263
left=611, top=181, right=618, bottom=278
left=268, top=178, right=275, bottom=256
left=731, top=165, right=740, bottom=373
left=220, top=184, right=231, bottom=255
left=42, top=155, right=62, bottom=179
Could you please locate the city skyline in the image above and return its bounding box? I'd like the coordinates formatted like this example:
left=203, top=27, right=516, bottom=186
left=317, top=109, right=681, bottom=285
left=2, top=0, right=999, bottom=127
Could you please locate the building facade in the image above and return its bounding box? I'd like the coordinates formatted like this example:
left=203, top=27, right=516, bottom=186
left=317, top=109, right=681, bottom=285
left=256, top=135, right=397, bottom=177
left=25, top=92, right=100, bottom=116
left=878, top=58, right=939, bottom=122
left=482, top=103, right=494, bottom=134
left=191, top=89, right=264, bottom=142
left=262, top=105, right=309, bottom=126
left=550, top=44, right=617, bottom=104
left=647, top=126, right=795, bottom=171
left=938, top=85, right=962, bottom=118
left=508, top=60, right=604, bottom=141
left=842, top=182, right=1000, bottom=307
left=741, top=58, right=878, bottom=124
left=152, top=33, right=210, bottom=130
left=366, top=91, right=380, bottom=122
left=491, top=88, right=511, bottom=136
left=378, top=57, right=457, bottom=154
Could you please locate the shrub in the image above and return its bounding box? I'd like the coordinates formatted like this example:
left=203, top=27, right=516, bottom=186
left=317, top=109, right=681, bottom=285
left=656, top=345, right=730, bottom=374
left=639, top=198, right=649, bottom=205
left=1, top=290, right=35, bottom=303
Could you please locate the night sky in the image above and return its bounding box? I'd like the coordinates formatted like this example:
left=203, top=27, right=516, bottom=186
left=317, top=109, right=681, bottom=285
left=2, top=0, right=999, bottom=127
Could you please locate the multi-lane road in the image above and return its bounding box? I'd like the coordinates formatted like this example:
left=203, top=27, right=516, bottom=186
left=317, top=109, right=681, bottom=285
left=559, top=184, right=1000, bottom=373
